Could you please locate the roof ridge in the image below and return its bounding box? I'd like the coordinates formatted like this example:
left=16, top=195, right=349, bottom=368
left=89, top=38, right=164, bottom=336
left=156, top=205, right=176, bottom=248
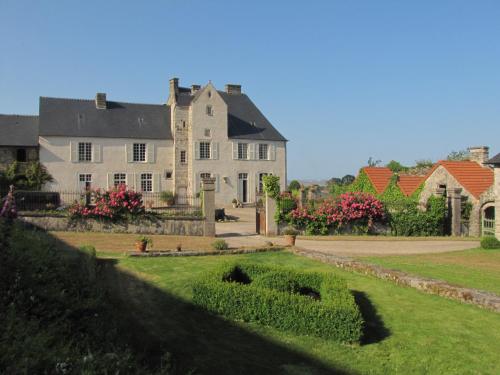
left=0, top=113, right=38, bottom=118
left=40, top=96, right=167, bottom=107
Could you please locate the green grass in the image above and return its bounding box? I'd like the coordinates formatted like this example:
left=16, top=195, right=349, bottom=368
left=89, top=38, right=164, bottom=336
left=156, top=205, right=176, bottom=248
left=362, top=248, right=500, bottom=295
left=105, top=250, right=500, bottom=374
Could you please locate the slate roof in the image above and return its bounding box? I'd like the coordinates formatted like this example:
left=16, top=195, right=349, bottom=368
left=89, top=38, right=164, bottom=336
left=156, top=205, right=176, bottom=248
left=0, top=114, right=39, bottom=146
left=39, top=97, right=172, bottom=140
left=218, top=91, right=287, bottom=142
left=397, top=175, right=425, bottom=196
left=426, top=161, right=494, bottom=199
left=486, top=153, right=500, bottom=165
left=361, top=167, right=393, bottom=194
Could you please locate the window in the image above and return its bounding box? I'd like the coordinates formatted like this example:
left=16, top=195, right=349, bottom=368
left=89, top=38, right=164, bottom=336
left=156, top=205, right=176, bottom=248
left=258, top=173, right=269, bottom=193
left=258, top=144, right=268, bottom=160
left=238, top=143, right=248, bottom=160
left=180, top=150, right=187, bottom=164
left=200, top=172, right=212, bottom=180
left=199, top=142, right=211, bottom=159
left=204, top=128, right=211, bottom=137
left=206, top=105, right=213, bottom=116
left=78, top=142, right=92, bottom=162
left=133, top=143, right=146, bottom=162
left=79, top=174, right=92, bottom=190
left=114, top=173, right=126, bottom=187
left=140, top=173, right=153, bottom=192
left=16, top=148, right=27, bottom=162
left=165, top=171, right=172, bottom=179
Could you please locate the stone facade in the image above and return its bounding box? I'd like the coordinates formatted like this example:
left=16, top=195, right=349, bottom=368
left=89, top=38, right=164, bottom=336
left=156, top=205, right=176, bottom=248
left=0, top=146, right=38, bottom=171
left=496, top=167, right=500, bottom=240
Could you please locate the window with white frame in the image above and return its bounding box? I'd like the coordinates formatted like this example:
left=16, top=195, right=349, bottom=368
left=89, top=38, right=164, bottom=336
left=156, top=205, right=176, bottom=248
left=79, top=173, right=92, bottom=190
left=258, top=144, right=268, bottom=160
left=199, top=142, right=211, bottom=159
left=238, top=143, right=248, bottom=160
left=78, top=142, right=92, bottom=162
left=114, top=173, right=126, bottom=187
left=200, top=172, right=212, bottom=180
left=140, top=173, right=153, bottom=192
left=258, top=173, right=269, bottom=193
left=206, top=105, right=213, bottom=116
left=133, top=143, right=146, bottom=162
left=180, top=150, right=187, bottom=164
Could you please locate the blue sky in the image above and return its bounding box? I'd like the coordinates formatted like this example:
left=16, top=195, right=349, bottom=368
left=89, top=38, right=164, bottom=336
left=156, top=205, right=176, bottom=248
left=1, top=0, right=499, bottom=180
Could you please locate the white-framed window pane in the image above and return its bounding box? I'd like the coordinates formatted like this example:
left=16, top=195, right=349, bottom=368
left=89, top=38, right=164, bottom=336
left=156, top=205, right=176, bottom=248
left=258, top=173, right=268, bottom=193
left=180, top=150, right=187, bottom=164
left=114, top=173, right=126, bottom=187
left=200, top=172, right=211, bottom=180
left=133, top=143, right=146, bottom=162
left=259, top=144, right=268, bottom=160
left=140, top=173, right=153, bottom=192
left=238, top=143, right=248, bottom=160
left=78, top=142, right=92, bottom=162
left=199, top=142, right=211, bottom=159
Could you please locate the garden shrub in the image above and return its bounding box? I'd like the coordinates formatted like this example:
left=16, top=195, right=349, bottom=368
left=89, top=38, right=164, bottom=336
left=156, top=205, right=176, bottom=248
left=192, top=262, right=363, bottom=343
left=211, top=239, right=229, bottom=250
left=480, top=236, right=500, bottom=249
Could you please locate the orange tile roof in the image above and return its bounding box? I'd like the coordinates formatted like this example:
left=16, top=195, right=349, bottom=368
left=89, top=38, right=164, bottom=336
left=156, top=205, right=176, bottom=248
left=362, top=167, right=393, bottom=194
left=397, top=175, right=426, bottom=196
left=426, top=161, right=494, bottom=199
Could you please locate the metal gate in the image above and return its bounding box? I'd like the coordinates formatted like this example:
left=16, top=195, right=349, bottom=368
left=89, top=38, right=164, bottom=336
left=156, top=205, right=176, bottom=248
left=482, top=218, right=495, bottom=236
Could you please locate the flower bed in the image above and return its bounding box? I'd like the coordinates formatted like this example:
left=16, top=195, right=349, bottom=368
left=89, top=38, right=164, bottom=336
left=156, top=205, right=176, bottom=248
left=192, top=262, right=363, bottom=343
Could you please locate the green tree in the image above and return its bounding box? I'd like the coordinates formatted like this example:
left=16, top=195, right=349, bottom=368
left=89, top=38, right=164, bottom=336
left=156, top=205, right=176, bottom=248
left=341, top=174, right=355, bottom=185
left=386, top=160, right=409, bottom=173
left=367, top=157, right=382, bottom=167
left=287, top=180, right=301, bottom=192
left=447, top=150, right=469, bottom=161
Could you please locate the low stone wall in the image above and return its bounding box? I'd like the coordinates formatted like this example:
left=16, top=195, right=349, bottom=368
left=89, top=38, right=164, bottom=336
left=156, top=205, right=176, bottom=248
left=128, top=247, right=283, bottom=257
left=19, top=214, right=205, bottom=236
left=294, top=248, right=500, bottom=312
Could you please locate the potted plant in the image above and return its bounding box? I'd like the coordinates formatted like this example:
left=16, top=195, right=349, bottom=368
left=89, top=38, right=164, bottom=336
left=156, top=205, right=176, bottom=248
left=160, top=191, right=175, bottom=206
left=135, top=235, right=153, bottom=252
left=232, top=198, right=238, bottom=208
left=282, top=227, right=299, bottom=247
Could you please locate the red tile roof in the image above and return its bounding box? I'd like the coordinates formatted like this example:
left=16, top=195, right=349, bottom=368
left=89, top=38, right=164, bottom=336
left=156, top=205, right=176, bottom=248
left=397, top=175, right=426, bottom=196
left=362, top=167, right=393, bottom=194
left=425, top=161, right=494, bottom=199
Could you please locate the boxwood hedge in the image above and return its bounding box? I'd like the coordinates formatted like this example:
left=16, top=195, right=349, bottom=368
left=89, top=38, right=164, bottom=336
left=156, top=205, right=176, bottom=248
left=192, top=262, right=363, bottom=343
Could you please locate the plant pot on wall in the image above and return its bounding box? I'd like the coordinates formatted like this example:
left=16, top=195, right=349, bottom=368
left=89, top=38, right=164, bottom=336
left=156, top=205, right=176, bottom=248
left=284, top=235, right=297, bottom=247
left=135, top=241, right=147, bottom=252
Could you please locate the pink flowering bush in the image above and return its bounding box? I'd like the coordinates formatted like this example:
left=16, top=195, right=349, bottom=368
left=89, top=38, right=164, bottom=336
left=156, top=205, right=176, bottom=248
left=69, top=184, right=144, bottom=221
left=288, top=192, right=385, bottom=235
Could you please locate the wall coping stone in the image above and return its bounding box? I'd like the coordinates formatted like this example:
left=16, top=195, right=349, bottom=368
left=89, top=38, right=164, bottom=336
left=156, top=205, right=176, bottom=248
left=127, top=247, right=283, bottom=257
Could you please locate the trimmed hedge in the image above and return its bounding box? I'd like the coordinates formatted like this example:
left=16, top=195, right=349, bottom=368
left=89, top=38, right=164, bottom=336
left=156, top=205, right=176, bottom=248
left=480, top=236, right=500, bottom=249
left=192, top=262, right=363, bottom=343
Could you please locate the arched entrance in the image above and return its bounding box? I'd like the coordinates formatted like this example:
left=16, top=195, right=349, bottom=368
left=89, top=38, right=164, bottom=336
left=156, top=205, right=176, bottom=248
left=482, top=204, right=495, bottom=236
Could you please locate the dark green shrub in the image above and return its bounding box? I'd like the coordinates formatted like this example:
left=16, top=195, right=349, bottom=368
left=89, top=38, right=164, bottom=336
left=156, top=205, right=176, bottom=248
left=192, top=262, right=363, bottom=343
left=211, top=239, right=229, bottom=250
left=480, top=236, right=500, bottom=249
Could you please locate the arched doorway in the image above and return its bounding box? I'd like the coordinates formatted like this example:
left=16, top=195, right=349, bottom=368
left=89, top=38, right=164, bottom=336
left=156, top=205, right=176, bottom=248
left=482, top=205, right=495, bottom=236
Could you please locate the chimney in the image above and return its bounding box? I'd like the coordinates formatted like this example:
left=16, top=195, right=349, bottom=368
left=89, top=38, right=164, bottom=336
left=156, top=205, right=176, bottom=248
left=95, top=93, right=107, bottom=109
left=191, top=84, right=201, bottom=94
left=225, top=84, right=241, bottom=95
left=169, top=77, right=179, bottom=98
left=468, top=146, right=490, bottom=166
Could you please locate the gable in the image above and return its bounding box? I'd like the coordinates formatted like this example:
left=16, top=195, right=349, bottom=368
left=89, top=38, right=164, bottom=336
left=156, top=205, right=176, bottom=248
left=362, top=167, right=392, bottom=194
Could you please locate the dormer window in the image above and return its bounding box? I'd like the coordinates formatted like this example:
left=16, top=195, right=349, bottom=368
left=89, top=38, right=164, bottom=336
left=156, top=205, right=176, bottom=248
left=206, top=105, right=213, bottom=116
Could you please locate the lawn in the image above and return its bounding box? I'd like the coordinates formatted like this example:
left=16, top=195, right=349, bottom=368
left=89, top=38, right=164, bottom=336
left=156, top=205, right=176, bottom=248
left=362, top=248, right=500, bottom=295
left=102, top=250, right=500, bottom=374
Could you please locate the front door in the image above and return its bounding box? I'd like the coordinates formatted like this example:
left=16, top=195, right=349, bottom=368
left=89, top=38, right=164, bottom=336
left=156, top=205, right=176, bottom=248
left=238, top=173, right=248, bottom=203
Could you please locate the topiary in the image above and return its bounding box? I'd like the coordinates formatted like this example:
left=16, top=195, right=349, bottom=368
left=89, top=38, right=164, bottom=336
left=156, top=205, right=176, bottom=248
left=480, top=236, right=500, bottom=249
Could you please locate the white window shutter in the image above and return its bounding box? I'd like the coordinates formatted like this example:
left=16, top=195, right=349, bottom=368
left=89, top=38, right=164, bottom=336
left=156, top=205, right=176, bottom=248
left=126, top=144, right=133, bottom=163
left=135, top=174, right=142, bottom=192
left=248, top=143, right=255, bottom=160
left=153, top=173, right=161, bottom=192
left=107, top=173, right=113, bottom=189
left=232, top=142, right=238, bottom=160
left=147, top=144, right=155, bottom=163
left=269, top=144, right=276, bottom=161
left=214, top=174, right=220, bottom=192
left=211, top=142, right=219, bottom=160
left=93, top=144, right=102, bottom=163
left=75, top=173, right=80, bottom=190
left=127, top=173, right=135, bottom=190
left=70, top=141, right=78, bottom=162
left=195, top=142, right=200, bottom=160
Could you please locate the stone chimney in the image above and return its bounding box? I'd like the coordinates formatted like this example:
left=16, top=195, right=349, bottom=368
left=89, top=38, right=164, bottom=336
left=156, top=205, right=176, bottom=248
left=95, top=93, right=107, bottom=109
left=169, top=77, right=179, bottom=98
left=225, top=84, right=241, bottom=95
left=191, top=84, right=201, bottom=94
left=468, top=146, right=490, bottom=166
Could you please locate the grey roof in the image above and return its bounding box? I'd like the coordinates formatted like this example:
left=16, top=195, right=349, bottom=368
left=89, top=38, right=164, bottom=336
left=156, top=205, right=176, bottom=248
left=486, top=153, right=500, bottom=165
left=39, top=97, right=172, bottom=140
left=218, top=92, right=287, bottom=142
left=0, top=114, right=39, bottom=146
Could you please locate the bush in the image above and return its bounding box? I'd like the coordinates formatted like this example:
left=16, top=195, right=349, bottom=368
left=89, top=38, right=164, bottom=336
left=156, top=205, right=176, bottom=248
left=211, top=239, right=229, bottom=250
left=192, top=262, right=363, bottom=343
left=160, top=191, right=175, bottom=204
left=480, top=236, right=500, bottom=249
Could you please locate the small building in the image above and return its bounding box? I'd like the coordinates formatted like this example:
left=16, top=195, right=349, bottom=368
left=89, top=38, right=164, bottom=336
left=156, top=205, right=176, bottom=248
left=486, top=152, right=500, bottom=239
left=0, top=114, right=39, bottom=171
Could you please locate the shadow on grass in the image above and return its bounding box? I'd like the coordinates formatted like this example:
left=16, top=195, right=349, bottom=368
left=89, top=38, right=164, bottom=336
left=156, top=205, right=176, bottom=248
left=353, top=291, right=390, bottom=345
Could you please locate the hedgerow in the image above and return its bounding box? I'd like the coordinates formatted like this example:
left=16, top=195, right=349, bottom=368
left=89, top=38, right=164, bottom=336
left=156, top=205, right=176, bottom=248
left=192, top=262, right=363, bottom=343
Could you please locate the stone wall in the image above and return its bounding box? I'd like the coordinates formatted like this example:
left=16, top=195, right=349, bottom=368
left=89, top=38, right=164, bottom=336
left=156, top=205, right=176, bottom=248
left=19, top=215, right=205, bottom=236
left=496, top=167, right=500, bottom=240
left=0, top=147, right=39, bottom=171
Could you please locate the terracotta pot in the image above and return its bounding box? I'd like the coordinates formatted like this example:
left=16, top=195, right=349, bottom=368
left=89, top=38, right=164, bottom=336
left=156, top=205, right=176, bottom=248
left=284, top=235, right=297, bottom=247
left=135, top=241, right=147, bottom=252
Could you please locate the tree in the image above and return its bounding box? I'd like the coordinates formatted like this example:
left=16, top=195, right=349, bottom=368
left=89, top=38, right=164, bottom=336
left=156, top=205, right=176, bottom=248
left=386, top=160, right=408, bottom=173
left=287, top=180, right=301, bottom=191
left=446, top=150, right=469, bottom=161
left=327, top=177, right=342, bottom=186
left=24, top=162, right=54, bottom=190
left=367, top=157, right=382, bottom=167
left=341, top=174, right=355, bottom=185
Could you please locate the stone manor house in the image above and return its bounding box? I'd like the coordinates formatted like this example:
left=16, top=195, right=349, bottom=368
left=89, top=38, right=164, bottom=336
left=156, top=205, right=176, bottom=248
left=0, top=78, right=287, bottom=206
